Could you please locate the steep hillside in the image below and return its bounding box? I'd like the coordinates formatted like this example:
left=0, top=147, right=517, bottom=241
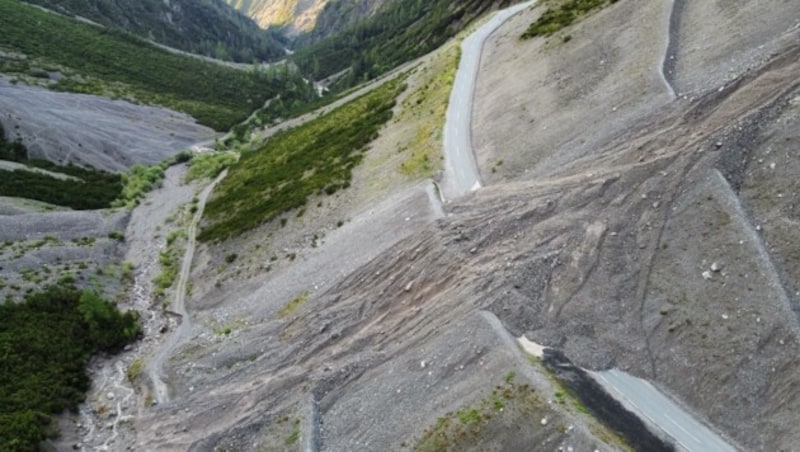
left=0, top=0, right=309, bottom=131
left=295, top=0, right=390, bottom=39
left=291, top=0, right=513, bottom=86
left=225, top=0, right=326, bottom=33
left=10, top=0, right=800, bottom=450
left=26, top=0, right=286, bottom=63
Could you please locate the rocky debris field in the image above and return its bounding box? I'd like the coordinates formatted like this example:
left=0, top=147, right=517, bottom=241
left=38, top=0, right=800, bottom=450
left=0, top=207, right=129, bottom=300
left=0, top=76, right=215, bottom=172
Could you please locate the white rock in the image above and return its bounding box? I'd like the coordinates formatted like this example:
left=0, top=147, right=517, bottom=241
left=711, top=262, right=723, bottom=272
left=722, top=314, right=729, bottom=320
left=540, top=417, right=548, bottom=426
left=106, top=392, right=115, bottom=400
left=702, top=271, right=713, bottom=280
left=420, top=361, right=427, bottom=369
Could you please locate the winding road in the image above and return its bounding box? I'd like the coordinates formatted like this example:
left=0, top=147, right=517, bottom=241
left=660, top=0, right=681, bottom=98
left=441, top=0, right=537, bottom=200
left=593, top=370, right=735, bottom=452
left=444, top=1, right=732, bottom=450
left=147, top=169, right=228, bottom=404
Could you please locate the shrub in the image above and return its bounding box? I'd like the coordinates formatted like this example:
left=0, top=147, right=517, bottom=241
left=522, top=0, right=612, bottom=39
left=0, top=284, right=140, bottom=449
left=200, top=78, right=406, bottom=241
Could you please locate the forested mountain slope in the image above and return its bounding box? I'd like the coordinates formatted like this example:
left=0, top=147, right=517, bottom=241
left=26, top=0, right=286, bottom=63
left=0, top=0, right=307, bottom=131
left=291, top=0, right=514, bottom=86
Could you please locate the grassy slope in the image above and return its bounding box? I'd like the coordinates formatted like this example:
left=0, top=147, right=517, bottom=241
left=200, top=78, right=406, bottom=241
left=0, top=0, right=297, bottom=130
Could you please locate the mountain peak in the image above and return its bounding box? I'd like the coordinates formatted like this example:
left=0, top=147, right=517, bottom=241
left=226, top=0, right=328, bottom=34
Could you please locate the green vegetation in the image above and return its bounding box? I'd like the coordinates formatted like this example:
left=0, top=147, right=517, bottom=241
left=185, top=151, right=238, bottom=182
left=0, top=123, right=26, bottom=162
left=396, top=45, right=460, bottom=178
left=0, top=168, right=122, bottom=210
left=279, top=291, right=309, bottom=319
left=0, top=124, right=123, bottom=209
left=227, top=73, right=323, bottom=144
left=293, top=0, right=509, bottom=88
left=200, top=78, right=406, bottom=241
left=0, top=0, right=304, bottom=130
left=0, top=284, right=140, bottom=450
left=127, top=359, right=144, bottom=383
left=112, top=151, right=191, bottom=209
left=26, top=0, right=286, bottom=64
left=285, top=419, right=301, bottom=445
left=414, top=374, right=549, bottom=451
left=153, top=229, right=187, bottom=299
left=522, top=0, right=616, bottom=39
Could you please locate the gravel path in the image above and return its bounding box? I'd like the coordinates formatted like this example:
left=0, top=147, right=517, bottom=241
left=147, top=170, right=228, bottom=403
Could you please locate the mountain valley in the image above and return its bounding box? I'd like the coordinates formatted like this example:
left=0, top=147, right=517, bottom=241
left=1, top=0, right=800, bottom=451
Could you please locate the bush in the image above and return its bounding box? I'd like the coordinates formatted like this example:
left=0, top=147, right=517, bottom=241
left=0, top=284, right=140, bottom=450
left=200, top=78, right=406, bottom=241
left=184, top=151, right=237, bottom=182
left=522, top=0, right=612, bottom=39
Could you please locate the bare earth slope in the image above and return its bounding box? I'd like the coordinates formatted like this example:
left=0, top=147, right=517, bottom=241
left=75, top=0, right=800, bottom=450
left=0, top=77, right=215, bottom=172
left=469, top=0, right=800, bottom=449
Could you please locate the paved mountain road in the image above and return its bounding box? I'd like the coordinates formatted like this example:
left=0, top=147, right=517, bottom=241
left=451, top=2, right=734, bottom=450
left=593, top=369, right=736, bottom=452
left=441, top=1, right=536, bottom=200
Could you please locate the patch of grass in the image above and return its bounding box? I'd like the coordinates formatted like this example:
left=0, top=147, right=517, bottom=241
left=127, top=359, right=143, bottom=382
left=414, top=374, right=547, bottom=452
left=279, top=291, right=310, bottom=319
left=184, top=151, right=238, bottom=183
left=112, top=162, right=168, bottom=209
left=72, top=237, right=95, bottom=247
left=285, top=419, right=301, bottom=445
left=166, top=230, right=185, bottom=247
left=120, top=261, right=135, bottom=284
left=456, top=408, right=482, bottom=425
left=107, top=231, right=125, bottom=242
left=200, top=78, right=406, bottom=241
left=153, top=249, right=178, bottom=299
left=522, top=0, right=616, bottom=39
left=397, top=46, right=459, bottom=178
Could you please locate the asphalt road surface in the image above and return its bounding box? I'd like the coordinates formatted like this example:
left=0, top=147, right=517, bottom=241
left=592, top=369, right=737, bottom=452
left=441, top=0, right=536, bottom=200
